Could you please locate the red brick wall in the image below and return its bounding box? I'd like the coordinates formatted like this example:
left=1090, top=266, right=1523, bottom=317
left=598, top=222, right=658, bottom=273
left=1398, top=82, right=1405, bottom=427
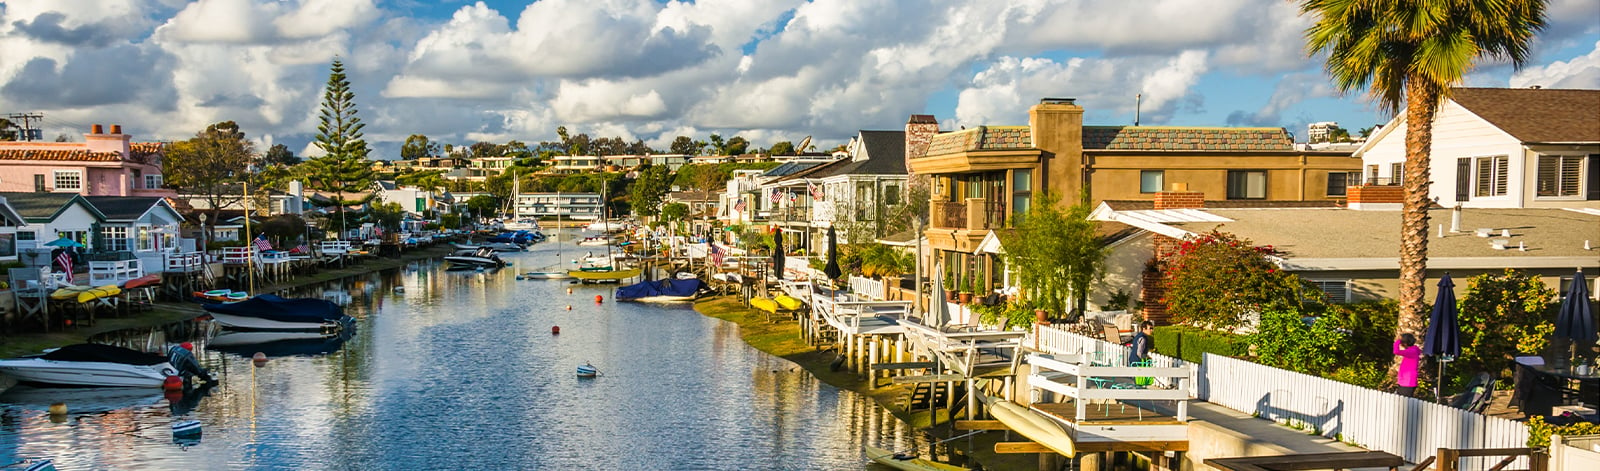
left=1140, top=268, right=1170, bottom=326
left=1153, top=191, right=1205, bottom=210
left=1348, top=185, right=1403, bottom=204
left=905, top=115, right=939, bottom=166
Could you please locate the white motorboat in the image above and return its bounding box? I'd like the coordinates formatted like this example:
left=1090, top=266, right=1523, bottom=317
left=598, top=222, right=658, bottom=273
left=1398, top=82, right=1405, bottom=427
left=481, top=241, right=526, bottom=252
left=577, top=236, right=610, bottom=247
left=585, top=221, right=627, bottom=232
left=503, top=218, right=540, bottom=231
left=0, top=344, right=178, bottom=388
left=444, top=247, right=508, bottom=269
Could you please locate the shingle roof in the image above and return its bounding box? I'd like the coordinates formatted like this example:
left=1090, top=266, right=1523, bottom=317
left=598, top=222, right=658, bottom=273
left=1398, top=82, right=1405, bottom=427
left=762, top=161, right=822, bottom=177
left=1449, top=87, right=1600, bottom=143
left=775, top=131, right=908, bottom=181
left=83, top=196, right=169, bottom=221
left=1101, top=200, right=1343, bottom=211
left=924, top=126, right=1034, bottom=157
left=1167, top=208, right=1599, bottom=260
left=1083, top=126, right=1293, bottom=151
left=0, top=192, right=92, bottom=221
left=0, top=148, right=122, bottom=162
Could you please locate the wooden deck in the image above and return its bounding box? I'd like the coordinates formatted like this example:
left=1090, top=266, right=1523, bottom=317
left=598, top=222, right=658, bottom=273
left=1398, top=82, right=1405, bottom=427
left=1033, top=400, right=1183, bottom=426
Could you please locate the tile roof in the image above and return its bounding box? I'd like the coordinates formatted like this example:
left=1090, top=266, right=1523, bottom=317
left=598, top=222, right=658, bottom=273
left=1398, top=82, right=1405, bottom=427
left=0, top=148, right=122, bottom=162
left=923, top=126, right=1034, bottom=157
left=1083, top=126, right=1293, bottom=151
left=1449, top=87, right=1600, bottom=143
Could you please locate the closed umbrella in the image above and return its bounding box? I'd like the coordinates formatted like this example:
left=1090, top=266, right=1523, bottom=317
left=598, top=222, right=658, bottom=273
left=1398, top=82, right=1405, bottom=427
left=771, top=228, right=785, bottom=280
left=928, top=268, right=950, bottom=328
left=823, top=226, right=842, bottom=281
left=1423, top=273, right=1462, bottom=403
left=1554, top=270, right=1596, bottom=365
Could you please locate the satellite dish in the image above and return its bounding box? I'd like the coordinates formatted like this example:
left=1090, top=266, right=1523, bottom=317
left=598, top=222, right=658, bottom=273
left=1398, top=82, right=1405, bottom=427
left=796, top=136, right=813, bottom=154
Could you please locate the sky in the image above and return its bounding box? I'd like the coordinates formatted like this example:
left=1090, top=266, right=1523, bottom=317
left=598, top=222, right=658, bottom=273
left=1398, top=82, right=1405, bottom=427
left=0, top=0, right=1596, bottom=160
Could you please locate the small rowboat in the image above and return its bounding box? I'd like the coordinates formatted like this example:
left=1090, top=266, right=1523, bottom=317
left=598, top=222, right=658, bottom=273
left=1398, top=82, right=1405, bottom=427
left=774, top=295, right=804, bottom=311
left=172, top=420, right=202, bottom=437
left=863, top=445, right=969, bottom=471
left=576, top=363, right=600, bottom=378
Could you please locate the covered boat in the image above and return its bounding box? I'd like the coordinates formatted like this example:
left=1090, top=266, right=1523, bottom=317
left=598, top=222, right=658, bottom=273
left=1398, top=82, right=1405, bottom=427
left=202, top=294, right=351, bottom=332
left=615, top=279, right=707, bottom=302
left=444, top=247, right=506, bottom=269
left=0, top=344, right=178, bottom=388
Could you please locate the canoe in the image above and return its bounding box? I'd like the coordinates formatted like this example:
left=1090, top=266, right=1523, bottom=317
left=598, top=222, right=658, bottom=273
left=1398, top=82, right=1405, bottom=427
left=775, top=295, right=804, bottom=311
left=980, top=395, right=1075, bottom=456
left=122, top=274, right=161, bottom=289
left=750, top=297, right=779, bottom=313
left=863, top=445, right=969, bottom=471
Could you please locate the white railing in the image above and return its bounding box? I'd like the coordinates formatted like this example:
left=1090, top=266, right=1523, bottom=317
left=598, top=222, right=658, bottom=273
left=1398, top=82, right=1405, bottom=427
left=1029, top=324, right=1188, bottom=390
left=164, top=252, right=204, bottom=272
left=1201, top=354, right=1528, bottom=469
left=848, top=275, right=885, bottom=300
left=89, top=259, right=143, bottom=286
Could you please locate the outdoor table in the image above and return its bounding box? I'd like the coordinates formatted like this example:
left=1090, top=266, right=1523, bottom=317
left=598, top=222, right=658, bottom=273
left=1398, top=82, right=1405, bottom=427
left=1528, top=364, right=1599, bottom=414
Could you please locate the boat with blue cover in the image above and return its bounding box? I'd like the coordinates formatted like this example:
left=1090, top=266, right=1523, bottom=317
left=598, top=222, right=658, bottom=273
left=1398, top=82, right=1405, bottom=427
left=577, top=363, right=600, bottom=378
left=615, top=278, right=708, bottom=302
left=202, top=294, right=352, bottom=332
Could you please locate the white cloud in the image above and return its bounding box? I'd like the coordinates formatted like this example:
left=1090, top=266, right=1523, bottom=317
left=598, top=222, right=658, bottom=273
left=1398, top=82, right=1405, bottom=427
left=953, top=51, right=1211, bottom=127
left=1511, top=40, right=1600, bottom=89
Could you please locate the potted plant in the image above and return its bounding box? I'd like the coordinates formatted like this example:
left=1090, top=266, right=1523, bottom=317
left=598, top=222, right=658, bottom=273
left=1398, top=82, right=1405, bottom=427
left=957, top=273, right=974, bottom=304
left=943, top=265, right=958, bottom=302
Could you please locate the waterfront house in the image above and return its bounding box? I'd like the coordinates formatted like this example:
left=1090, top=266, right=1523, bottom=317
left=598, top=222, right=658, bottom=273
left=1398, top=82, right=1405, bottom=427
left=2, top=192, right=103, bottom=255
left=513, top=192, right=604, bottom=220
left=0, top=196, right=29, bottom=261
left=82, top=196, right=185, bottom=268
left=663, top=190, right=719, bottom=235
left=765, top=130, right=909, bottom=250
left=1354, top=87, right=1600, bottom=208
left=908, top=99, right=1362, bottom=296
left=0, top=124, right=174, bottom=197
left=550, top=155, right=604, bottom=174
left=372, top=180, right=446, bottom=216
left=1089, top=188, right=1600, bottom=323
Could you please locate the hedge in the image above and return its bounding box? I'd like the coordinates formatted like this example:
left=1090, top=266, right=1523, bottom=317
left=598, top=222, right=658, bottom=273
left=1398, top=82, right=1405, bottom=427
left=1152, top=325, right=1249, bottom=364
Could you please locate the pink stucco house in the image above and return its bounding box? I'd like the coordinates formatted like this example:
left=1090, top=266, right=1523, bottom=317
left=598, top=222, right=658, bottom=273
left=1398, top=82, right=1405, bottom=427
left=0, top=124, right=175, bottom=197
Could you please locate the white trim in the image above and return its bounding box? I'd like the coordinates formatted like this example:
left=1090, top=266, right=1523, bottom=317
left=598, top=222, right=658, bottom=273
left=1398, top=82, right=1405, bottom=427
left=51, top=169, right=82, bottom=193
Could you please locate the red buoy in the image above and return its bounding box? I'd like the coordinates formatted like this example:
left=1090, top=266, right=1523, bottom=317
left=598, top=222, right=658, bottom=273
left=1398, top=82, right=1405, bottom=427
left=565, top=305, right=572, bottom=311
left=163, top=375, right=184, bottom=391
left=552, top=326, right=561, bottom=335
left=594, top=295, right=603, bottom=303
left=252, top=352, right=268, bottom=367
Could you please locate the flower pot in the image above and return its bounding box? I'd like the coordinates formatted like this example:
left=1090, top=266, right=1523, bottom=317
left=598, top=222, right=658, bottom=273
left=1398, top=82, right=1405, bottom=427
left=1034, top=309, right=1049, bottom=325
left=958, top=292, right=973, bottom=304
left=946, top=290, right=958, bottom=302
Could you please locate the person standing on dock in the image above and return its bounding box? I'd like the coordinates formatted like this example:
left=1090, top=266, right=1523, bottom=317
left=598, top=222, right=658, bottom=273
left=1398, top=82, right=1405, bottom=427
left=1393, top=334, right=1421, bottom=397
left=1127, top=321, right=1154, bottom=365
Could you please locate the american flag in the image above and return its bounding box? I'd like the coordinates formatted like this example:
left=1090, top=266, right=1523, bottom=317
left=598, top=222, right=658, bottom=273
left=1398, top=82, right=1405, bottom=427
left=808, top=181, right=824, bottom=201
left=708, top=243, right=724, bottom=267
left=254, top=234, right=272, bottom=252
left=290, top=244, right=310, bottom=254
left=770, top=189, right=781, bottom=203
left=733, top=197, right=746, bottom=212
left=53, top=249, right=72, bottom=279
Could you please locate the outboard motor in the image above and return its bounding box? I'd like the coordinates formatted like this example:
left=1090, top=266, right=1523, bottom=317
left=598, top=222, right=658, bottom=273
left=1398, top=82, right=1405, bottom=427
left=167, top=345, right=214, bottom=384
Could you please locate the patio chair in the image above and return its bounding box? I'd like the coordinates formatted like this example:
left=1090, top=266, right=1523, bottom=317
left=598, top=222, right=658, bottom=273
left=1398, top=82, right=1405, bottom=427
left=1103, top=325, right=1127, bottom=346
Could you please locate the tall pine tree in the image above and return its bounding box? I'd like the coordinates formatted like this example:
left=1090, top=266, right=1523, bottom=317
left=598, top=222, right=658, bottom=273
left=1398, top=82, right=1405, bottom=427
left=305, top=59, right=375, bottom=236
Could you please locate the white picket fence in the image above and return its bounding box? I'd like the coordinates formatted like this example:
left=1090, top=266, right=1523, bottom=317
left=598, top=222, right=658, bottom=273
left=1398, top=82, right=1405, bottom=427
left=848, top=275, right=886, bottom=300
left=1027, top=324, right=1530, bottom=469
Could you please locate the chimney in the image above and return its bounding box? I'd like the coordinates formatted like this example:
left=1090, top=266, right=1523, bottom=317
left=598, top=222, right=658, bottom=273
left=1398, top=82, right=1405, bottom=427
left=1153, top=182, right=1204, bottom=210
left=110, top=124, right=122, bottom=134
left=91, top=124, right=104, bottom=134
left=1029, top=98, right=1086, bottom=201
left=1347, top=184, right=1404, bottom=210
left=85, top=123, right=132, bottom=156
left=1450, top=204, right=1462, bottom=232
left=904, top=114, right=939, bottom=166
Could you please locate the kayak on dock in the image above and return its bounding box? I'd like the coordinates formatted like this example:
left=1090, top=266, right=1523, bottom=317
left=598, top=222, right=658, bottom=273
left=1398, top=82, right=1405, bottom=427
left=863, top=445, right=969, bottom=471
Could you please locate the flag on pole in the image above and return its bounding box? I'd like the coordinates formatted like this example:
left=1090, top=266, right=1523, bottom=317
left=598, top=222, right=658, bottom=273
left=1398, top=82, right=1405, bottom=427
left=808, top=181, right=824, bottom=200
left=733, top=197, right=746, bottom=213
left=53, top=249, right=73, bottom=278
left=770, top=189, right=781, bottom=203
left=254, top=234, right=272, bottom=252
left=709, top=243, right=725, bottom=267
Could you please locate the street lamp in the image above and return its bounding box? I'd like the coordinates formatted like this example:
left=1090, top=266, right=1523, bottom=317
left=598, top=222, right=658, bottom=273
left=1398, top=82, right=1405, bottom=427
left=198, top=212, right=207, bottom=254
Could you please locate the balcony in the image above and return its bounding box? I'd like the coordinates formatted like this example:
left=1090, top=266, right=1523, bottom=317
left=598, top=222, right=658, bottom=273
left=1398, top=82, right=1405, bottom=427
left=931, top=198, right=1005, bottom=231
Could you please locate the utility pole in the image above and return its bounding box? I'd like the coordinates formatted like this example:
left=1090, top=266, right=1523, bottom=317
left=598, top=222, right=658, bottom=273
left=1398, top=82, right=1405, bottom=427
left=5, top=113, right=44, bottom=141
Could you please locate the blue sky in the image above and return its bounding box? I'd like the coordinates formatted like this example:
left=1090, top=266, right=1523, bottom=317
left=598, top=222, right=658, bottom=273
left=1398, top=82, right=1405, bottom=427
left=1, top=0, right=1596, bottom=157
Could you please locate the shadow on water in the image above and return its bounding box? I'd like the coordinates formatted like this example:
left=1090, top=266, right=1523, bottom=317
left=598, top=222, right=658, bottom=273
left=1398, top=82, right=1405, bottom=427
left=3, top=251, right=977, bottom=470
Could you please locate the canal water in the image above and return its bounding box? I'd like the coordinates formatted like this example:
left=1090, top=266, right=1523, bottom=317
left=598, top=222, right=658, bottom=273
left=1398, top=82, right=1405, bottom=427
left=0, top=237, right=972, bottom=470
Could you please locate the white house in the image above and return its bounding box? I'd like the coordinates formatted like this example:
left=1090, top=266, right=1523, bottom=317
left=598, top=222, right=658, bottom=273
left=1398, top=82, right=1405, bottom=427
left=2, top=192, right=103, bottom=255
left=1354, top=87, right=1599, bottom=209
left=372, top=181, right=445, bottom=215
left=513, top=193, right=604, bottom=220
left=83, top=196, right=186, bottom=269
left=764, top=130, right=910, bottom=247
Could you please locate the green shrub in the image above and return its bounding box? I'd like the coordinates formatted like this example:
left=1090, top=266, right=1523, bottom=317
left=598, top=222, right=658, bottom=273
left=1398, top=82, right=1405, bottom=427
left=1250, top=310, right=1348, bottom=376
left=1153, top=325, right=1249, bottom=364
left=1527, top=415, right=1600, bottom=448
left=1326, top=361, right=1390, bottom=389
left=1321, top=300, right=1399, bottom=364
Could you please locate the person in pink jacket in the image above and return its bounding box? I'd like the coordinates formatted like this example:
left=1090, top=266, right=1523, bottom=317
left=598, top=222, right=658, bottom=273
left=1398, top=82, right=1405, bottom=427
left=1393, top=333, right=1421, bottom=397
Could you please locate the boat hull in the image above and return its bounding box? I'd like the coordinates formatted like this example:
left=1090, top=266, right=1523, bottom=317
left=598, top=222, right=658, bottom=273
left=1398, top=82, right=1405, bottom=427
left=0, top=359, right=177, bottom=388
left=863, top=445, right=969, bottom=471
left=520, top=272, right=573, bottom=280
left=444, top=256, right=505, bottom=268
left=618, top=295, right=697, bottom=302
left=983, top=396, right=1076, bottom=457
left=208, top=312, right=345, bottom=332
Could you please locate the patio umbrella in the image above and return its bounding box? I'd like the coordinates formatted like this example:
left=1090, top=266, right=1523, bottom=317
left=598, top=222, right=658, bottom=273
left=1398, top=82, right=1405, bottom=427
left=823, top=226, right=842, bottom=281
left=1554, top=270, right=1596, bottom=363
left=771, top=228, right=785, bottom=280
left=43, top=236, right=84, bottom=248
left=1423, top=273, right=1462, bottom=403
left=928, top=268, right=950, bottom=328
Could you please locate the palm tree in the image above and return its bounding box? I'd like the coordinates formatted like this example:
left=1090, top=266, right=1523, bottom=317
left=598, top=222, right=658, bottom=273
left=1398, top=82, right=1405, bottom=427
left=1299, top=0, right=1546, bottom=336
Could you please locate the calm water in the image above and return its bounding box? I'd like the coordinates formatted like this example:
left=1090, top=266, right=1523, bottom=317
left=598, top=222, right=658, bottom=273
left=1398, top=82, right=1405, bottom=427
left=0, top=238, right=970, bottom=470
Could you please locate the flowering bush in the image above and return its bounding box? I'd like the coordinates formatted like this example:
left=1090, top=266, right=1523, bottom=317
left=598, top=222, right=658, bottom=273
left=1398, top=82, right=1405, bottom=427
left=1458, top=269, right=1556, bottom=379
left=1160, top=230, right=1309, bottom=330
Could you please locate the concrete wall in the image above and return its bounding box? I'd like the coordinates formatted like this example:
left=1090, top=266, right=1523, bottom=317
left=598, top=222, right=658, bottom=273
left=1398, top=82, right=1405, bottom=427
left=1182, top=421, right=1298, bottom=471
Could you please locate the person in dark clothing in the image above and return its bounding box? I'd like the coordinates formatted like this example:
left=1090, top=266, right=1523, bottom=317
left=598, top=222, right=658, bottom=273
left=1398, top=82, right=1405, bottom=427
left=1127, top=321, right=1155, bottom=365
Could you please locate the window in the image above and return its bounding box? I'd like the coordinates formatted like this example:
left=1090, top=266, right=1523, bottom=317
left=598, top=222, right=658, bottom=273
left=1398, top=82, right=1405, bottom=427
left=53, top=170, right=81, bottom=192
left=883, top=184, right=900, bottom=206
left=34, top=174, right=45, bottom=192
left=1139, top=170, right=1164, bottom=193
left=1006, top=169, right=1033, bottom=219
left=144, top=174, right=163, bottom=189
left=137, top=226, right=153, bottom=251
left=1226, top=170, right=1267, bottom=199
left=0, top=233, right=12, bottom=257
left=1366, top=165, right=1379, bottom=184
left=1309, top=280, right=1351, bottom=303
left=1536, top=155, right=1583, bottom=197
left=1326, top=171, right=1358, bottom=197
left=1390, top=163, right=1403, bottom=185
left=101, top=226, right=129, bottom=251
left=1474, top=155, right=1509, bottom=197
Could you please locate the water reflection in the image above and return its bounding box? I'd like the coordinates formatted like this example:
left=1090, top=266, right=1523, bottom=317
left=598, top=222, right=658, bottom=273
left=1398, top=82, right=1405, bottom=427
left=2, top=246, right=967, bottom=470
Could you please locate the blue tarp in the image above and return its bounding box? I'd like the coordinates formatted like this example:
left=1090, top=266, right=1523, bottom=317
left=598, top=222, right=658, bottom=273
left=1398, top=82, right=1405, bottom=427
left=616, top=279, right=706, bottom=300
left=487, top=230, right=542, bottom=244
left=203, top=294, right=347, bottom=324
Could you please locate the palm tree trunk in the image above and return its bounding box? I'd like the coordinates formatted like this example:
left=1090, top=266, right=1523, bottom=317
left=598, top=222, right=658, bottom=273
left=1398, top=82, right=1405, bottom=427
left=1398, top=79, right=1439, bottom=337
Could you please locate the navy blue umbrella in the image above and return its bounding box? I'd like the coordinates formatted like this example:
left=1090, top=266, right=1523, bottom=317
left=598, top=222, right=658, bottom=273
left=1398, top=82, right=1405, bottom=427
left=823, top=226, right=842, bottom=281
left=1423, top=273, right=1462, bottom=402
left=1554, top=270, right=1596, bottom=359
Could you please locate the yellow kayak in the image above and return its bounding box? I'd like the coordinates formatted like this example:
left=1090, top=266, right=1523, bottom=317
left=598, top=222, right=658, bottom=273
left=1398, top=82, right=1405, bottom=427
left=750, top=297, right=779, bottom=313
left=51, top=285, right=122, bottom=303
left=49, top=286, right=90, bottom=301
left=774, top=294, right=804, bottom=311
left=981, top=395, right=1076, bottom=457
left=864, top=445, right=968, bottom=471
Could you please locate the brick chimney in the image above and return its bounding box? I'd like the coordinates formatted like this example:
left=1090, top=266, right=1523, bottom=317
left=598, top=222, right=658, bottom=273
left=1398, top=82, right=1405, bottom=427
left=1152, top=182, right=1204, bottom=210
left=1348, top=184, right=1403, bottom=210
left=904, top=114, right=939, bottom=167
left=85, top=123, right=132, bottom=156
